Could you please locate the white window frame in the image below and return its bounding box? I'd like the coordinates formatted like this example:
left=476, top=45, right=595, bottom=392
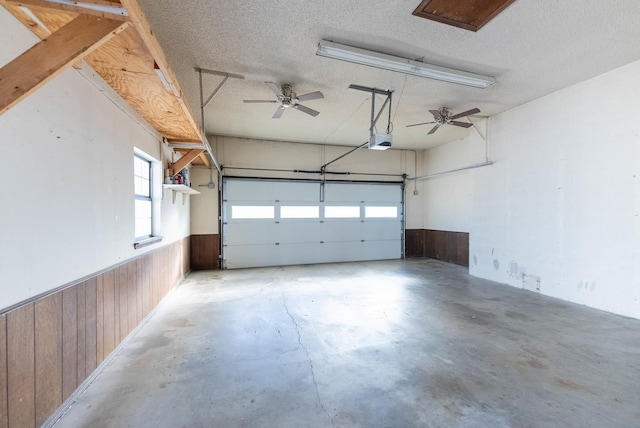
left=133, top=148, right=162, bottom=249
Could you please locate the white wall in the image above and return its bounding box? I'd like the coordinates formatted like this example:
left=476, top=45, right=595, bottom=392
left=190, top=166, right=219, bottom=234
left=188, top=136, right=425, bottom=232
left=0, top=9, right=190, bottom=309
left=423, top=59, right=640, bottom=319
left=421, top=123, right=487, bottom=232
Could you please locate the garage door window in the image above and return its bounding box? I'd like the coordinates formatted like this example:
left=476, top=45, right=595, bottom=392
left=281, top=206, right=320, bottom=218
left=365, top=206, right=398, bottom=218
left=325, top=206, right=360, bottom=218
left=232, top=206, right=275, bottom=219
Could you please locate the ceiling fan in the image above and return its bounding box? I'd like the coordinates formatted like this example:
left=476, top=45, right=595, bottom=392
left=243, top=82, right=324, bottom=118
left=406, top=107, right=480, bottom=135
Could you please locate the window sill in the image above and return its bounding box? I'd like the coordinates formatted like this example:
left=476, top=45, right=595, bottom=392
left=133, top=236, right=163, bottom=249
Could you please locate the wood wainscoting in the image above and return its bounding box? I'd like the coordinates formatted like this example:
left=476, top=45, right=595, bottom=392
left=190, top=234, right=220, bottom=270
left=0, top=237, right=190, bottom=428
left=406, top=229, right=469, bottom=267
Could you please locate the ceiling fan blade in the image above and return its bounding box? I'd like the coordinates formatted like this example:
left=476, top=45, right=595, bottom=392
left=243, top=100, right=278, bottom=103
left=297, top=91, right=324, bottom=102
left=428, top=124, right=441, bottom=135
left=272, top=106, right=285, bottom=119
left=450, top=108, right=480, bottom=120
left=450, top=121, right=473, bottom=128
left=292, top=104, right=319, bottom=117
left=406, top=121, right=436, bottom=128
left=429, top=109, right=443, bottom=121
left=265, top=81, right=283, bottom=97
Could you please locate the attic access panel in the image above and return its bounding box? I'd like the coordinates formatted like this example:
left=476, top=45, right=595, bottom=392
left=412, top=0, right=517, bottom=32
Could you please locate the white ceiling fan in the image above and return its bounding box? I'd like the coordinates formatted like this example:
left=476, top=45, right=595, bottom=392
left=407, top=107, right=480, bottom=135
left=243, top=82, right=324, bottom=118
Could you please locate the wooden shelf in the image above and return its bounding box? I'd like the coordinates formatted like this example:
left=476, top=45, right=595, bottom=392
left=163, top=184, right=199, bottom=203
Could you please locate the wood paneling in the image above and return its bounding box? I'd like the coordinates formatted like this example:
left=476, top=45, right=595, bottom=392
left=116, top=265, right=127, bottom=343
left=136, top=258, right=143, bottom=325
left=425, top=229, right=469, bottom=267
left=84, top=277, right=97, bottom=374
left=127, top=261, right=137, bottom=334
left=0, top=315, right=7, bottom=428
left=412, top=0, right=518, bottom=32
left=76, top=282, right=86, bottom=383
left=96, top=274, right=104, bottom=365
left=7, top=303, right=35, bottom=428
left=113, top=266, right=120, bottom=345
left=405, top=229, right=425, bottom=258
left=191, top=234, right=220, bottom=270
left=62, top=288, right=78, bottom=400
left=457, top=233, right=470, bottom=266
left=0, top=239, right=189, bottom=428
left=142, top=254, right=151, bottom=317
left=407, top=229, right=470, bottom=267
left=35, top=294, right=63, bottom=427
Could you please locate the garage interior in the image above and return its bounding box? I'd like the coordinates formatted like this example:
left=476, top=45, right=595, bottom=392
left=0, top=0, right=639, bottom=427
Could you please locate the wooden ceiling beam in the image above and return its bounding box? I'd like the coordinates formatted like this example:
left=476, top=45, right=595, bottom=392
left=171, top=149, right=204, bottom=175
left=0, top=0, right=54, bottom=38
left=5, top=0, right=129, bottom=21
left=120, top=0, right=202, bottom=142
left=0, top=14, right=129, bottom=115
left=198, top=152, right=211, bottom=168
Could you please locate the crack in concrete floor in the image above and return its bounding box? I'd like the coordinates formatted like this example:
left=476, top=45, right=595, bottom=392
left=282, top=293, right=335, bottom=428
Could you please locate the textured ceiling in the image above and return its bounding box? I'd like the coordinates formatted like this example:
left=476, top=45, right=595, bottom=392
left=137, top=0, right=640, bottom=149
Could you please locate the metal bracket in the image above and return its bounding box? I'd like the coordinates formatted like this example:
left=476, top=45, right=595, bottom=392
left=196, top=67, right=245, bottom=110
left=195, top=67, right=244, bottom=174
left=349, top=84, right=393, bottom=136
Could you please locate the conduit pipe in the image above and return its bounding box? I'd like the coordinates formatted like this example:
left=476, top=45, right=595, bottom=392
left=406, top=161, right=493, bottom=182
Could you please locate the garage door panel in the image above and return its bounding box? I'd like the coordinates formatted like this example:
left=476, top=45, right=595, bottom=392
left=361, top=221, right=402, bottom=241
left=321, top=221, right=364, bottom=241
left=362, top=240, right=402, bottom=260
left=279, top=243, right=325, bottom=265
left=322, top=241, right=365, bottom=263
left=224, top=222, right=278, bottom=245
left=224, top=244, right=281, bottom=269
left=277, top=222, right=323, bottom=244
left=324, top=183, right=401, bottom=203
left=226, top=180, right=320, bottom=202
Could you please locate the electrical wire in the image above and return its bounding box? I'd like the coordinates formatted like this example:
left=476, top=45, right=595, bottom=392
left=323, top=96, right=370, bottom=143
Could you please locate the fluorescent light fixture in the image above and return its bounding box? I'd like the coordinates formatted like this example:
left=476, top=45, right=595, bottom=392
left=317, top=40, right=495, bottom=89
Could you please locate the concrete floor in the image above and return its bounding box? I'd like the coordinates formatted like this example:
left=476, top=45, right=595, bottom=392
left=54, top=259, right=640, bottom=428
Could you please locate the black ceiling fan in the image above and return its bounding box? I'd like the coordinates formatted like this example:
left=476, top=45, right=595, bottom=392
left=406, top=107, right=480, bottom=135
left=243, top=82, right=324, bottom=118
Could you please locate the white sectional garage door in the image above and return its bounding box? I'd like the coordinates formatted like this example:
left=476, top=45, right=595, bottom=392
left=222, top=178, right=403, bottom=269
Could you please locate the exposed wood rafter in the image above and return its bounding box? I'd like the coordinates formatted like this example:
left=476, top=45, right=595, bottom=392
left=6, top=0, right=128, bottom=21
left=119, top=0, right=202, bottom=143
left=0, top=14, right=128, bottom=115
left=171, top=149, right=204, bottom=176
left=0, top=0, right=71, bottom=38
left=198, top=152, right=210, bottom=168
left=1, top=0, right=205, bottom=168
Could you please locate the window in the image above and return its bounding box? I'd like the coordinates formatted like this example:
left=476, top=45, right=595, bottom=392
left=231, top=205, right=275, bottom=219
left=365, top=206, right=398, bottom=218
left=134, top=154, right=152, bottom=239
left=281, top=206, right=320, bottom=219
left=325, top=206, right=360, bottom=218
